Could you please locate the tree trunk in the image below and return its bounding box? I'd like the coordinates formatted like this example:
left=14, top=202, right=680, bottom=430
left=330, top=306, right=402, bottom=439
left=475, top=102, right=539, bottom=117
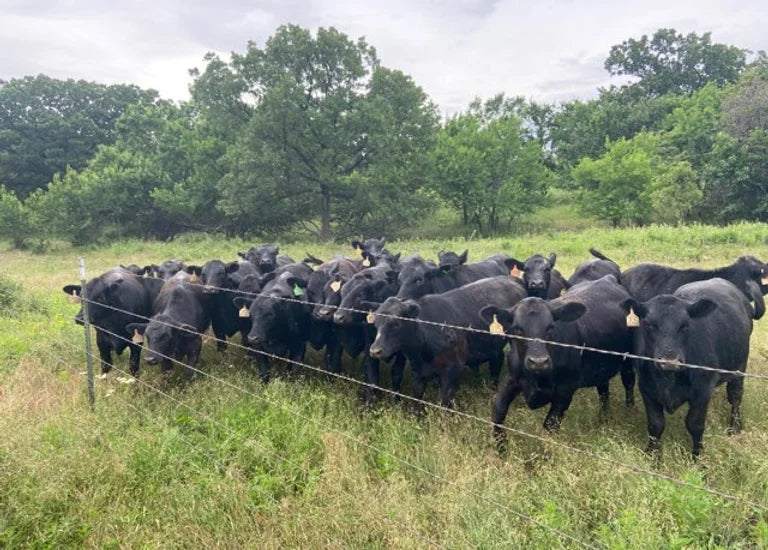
left=320, top=183, right=332, bottom=241
left=462, top=201, right=468, bottom=225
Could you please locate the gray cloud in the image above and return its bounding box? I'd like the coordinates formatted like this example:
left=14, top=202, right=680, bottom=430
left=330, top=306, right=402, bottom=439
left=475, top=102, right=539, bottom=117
left=1, top=0, right=766, bottom=114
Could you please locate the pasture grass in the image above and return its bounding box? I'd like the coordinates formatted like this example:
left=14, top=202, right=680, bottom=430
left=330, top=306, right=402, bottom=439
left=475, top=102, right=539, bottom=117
left=2, top=222, right=768, bottom=548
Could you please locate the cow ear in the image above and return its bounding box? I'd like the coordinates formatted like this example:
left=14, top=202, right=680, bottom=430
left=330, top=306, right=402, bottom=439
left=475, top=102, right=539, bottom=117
left=620, top=298, right=647, bottom=318
left=380, top=238, right=386, bottom=247
left=233, top=297, right=252, bottom=309
left=143, top=265, right=155, bottom=276
left=404, top=302, right=421, bottom=318
left=459, top=250, right=469, bottom=265
left=504, top=258, right=525, bottom=271
left=274, top=245, right=280, bottom=254
left=185, top=265, right=202, bottom=276
left=687, top=298, right=717, bottom=319
left=438, top=263, right=454, bottom=273
left=126, top=323, right=148, bottom=336
left=480, top=305, right=512, bottom=326
left=351, top=240, right=362, bottom=250
left=286, top=276, right=307, bottom=289
left=302, top=252, right=323, bottom=265
left=225, top=261, right=240, bottom=274
left=551, top=301, right=586, bottom=323
left=359, top=300, right=381, bottom=312
left=391, top=253, right=401, bottom=264
left=63, top=284, right=82, bottom=296
left=549, top=253, right=557, bottom=268
left=237, top=251, right=246, bottom=260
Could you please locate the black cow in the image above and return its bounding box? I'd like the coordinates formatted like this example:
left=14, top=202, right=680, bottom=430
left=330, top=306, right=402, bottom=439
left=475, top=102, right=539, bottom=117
left=621, top=255, right=767, bottom=320
left=369, top=276, right=527, bottom=407
left=238, top=244, right=293, bottom=273
left=483, top=275, right=633, bottom=450
left=396, top=255, right=509, bottom=300
left=304, top=257, right=362, bottom=372
left=63, top=269, right=155, bottom=376
left=195, top=260, right=256, bottom=350
left=144, top=259, right=185, bottom=280
left=568, top=248, right=621, bottom=286
left=622, top=278, right=752, bottom=457
left=351, top=237, right=400, bottom=267
left=126, top=272, right=212, bottom=378
left=234, top=271, right=312, bottom=382
left=332, top=265, right=405, bottom=405
left=505, top=253, right=568, bottom=299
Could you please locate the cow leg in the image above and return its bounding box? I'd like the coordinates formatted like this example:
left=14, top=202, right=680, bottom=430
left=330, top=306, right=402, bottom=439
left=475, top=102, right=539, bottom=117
left=287, top=344, right=306, bottom=377
left=187, top=340, right=203, bottom=380
left=489, top=351, right=504, bottom=388
left=128, top=343, right=142, bottom=376
left=491, top=373, right=521, bottom=454
left=98, top=344, right=113, bottom=374
left=685, top=395, right=711, bottom=459
left=328, top=340, right=343, bottom=375
left=212, top=326, right=227, bottom=352
left=543, top=392, right=574, bottom=432
left=160, top=358, right=173, bottom=373
left=363, top=354, right=381, bottom=407
left=596, top=382, right=610, bottom=413
left=642, top=392, right=665, bottom=455
left=438, top=364, right=462, bottom=409
left=389, top=353, right=406, bottom=403
left=726, top=375, right=744, bottom=435
left=621, top=361, right=636, bottom=407
left=256, top=355, right=270, bottom=384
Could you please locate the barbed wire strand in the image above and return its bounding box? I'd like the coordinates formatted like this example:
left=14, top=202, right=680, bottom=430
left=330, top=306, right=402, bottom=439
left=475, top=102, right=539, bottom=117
left=76, top=271, right=768, bottom=381
left=65, top=325, right=605, bottom=550
left=56, top=346, right=448, bottom=550
left=78, top=311, right=768, bottom=513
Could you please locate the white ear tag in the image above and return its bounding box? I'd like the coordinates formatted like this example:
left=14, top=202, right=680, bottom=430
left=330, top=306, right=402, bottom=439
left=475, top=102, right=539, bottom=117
left=626, top=308, right=640, bottom=328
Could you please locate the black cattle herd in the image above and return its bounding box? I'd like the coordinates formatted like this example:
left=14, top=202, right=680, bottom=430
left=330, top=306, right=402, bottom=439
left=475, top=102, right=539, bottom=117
left=63, top=239, right=768, bottom=457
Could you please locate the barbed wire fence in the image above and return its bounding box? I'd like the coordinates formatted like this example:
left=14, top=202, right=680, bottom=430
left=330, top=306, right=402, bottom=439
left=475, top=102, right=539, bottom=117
left=67, top=258, right=768, bottom=548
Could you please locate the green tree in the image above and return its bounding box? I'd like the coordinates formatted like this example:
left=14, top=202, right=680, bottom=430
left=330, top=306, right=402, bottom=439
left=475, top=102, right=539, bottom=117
left=605, top=28, right=746, bottom=97
left=210, top=25, right=437, bottom=240
left=572, top=133, right=656, bottom=226
left=0, top=75, right=158, bottom=197
left=430, top=104, right=550, bottom=235
left=0, top=186, right=35, bottom=249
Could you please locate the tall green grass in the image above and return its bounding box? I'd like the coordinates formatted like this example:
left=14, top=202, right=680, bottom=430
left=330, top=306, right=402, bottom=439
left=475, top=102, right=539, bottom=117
left=2, top=222, right=768, bottom=548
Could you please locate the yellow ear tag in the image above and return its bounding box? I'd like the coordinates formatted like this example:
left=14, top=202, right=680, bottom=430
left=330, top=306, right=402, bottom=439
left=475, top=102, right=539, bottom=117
left=355, top=246, right=363, bottom=257
left=190, top=272, right=199, bottom=283
left=330, top=280, right=342, bottom=293
left=489, top=314, right=505, bottom=335
left=366, top=312, right=375, bottom=324
left=239, top=305, right=250, bottom=318
left=69, top=290, right=81, bottom=304
left=560, top=287, right=566, bottom=296
left=626, top=308, right=640, bottom=328
left=510, top=266, right=522, bottom=278
left=362, top=257, right=371, bottom=267
left=132, top=330, right=144, bottom=344
left=153, top=271, right=158, bottom=278
left=762, top=275, right=768, bottom=285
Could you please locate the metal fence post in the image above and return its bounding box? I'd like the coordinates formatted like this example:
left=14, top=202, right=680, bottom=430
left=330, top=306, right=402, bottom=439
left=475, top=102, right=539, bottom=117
left=79, top=257, right=95, bottom=411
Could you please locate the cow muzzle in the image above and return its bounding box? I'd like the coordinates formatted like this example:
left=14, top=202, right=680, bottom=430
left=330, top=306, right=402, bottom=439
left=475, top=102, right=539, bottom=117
left=525, top=355, right=552, bottom=371
left=369, top=344, right=383, bottom=358
left=315, top=307, right=333, bottom=320
left=654, top=355, right=683, bottom=371
left=145, top=354, right=158, bottom=365
left=333, top=311, right=347, bottom=324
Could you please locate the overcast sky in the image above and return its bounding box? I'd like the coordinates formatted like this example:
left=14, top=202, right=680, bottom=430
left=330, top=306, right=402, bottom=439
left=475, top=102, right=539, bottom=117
left=1, top=1, right=766, bottom=114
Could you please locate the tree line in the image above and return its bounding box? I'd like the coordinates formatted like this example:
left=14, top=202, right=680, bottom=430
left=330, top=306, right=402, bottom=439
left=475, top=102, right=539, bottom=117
left=1, top=25, right=767, bottom=247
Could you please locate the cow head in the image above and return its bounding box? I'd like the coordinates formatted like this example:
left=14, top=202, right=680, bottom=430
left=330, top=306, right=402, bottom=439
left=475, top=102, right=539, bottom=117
left=621, top=295, right=716, bottom=371
left=334, top=273, right=388, bottom=325
left=246, top=273, right=307, bottom=345
left=437, top=249, right=468, bottom=269
left=505, top=253, right=557, bottom=298
left=126, top=316, right=198, bottom=365
left=239, top=244, right=280, bottom=273
left=197, top=260, right=240, bottom=293
left=481, top=297, right=585, bottom=373
left=367, top=297, right=420, bottom=359
left=146, top=259, right=185, bottom=280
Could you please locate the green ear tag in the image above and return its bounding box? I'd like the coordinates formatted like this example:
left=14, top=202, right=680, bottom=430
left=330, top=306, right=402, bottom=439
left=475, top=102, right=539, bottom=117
left=293, top=284, right=304, bottom=297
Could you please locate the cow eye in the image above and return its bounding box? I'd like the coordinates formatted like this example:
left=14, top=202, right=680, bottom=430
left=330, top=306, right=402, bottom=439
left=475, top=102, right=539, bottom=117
left=679, top=323, right=689, bottom=333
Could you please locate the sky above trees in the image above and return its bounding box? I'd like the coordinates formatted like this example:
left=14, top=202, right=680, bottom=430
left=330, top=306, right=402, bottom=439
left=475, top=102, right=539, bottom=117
left=2, top=0, right=766, bottom=114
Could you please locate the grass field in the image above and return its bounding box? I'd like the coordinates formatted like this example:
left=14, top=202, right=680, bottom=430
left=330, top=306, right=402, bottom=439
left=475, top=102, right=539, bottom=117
left=2, top=223, right=768, bottom=548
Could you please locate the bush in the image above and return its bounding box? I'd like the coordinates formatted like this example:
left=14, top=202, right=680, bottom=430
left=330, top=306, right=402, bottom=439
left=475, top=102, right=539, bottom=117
left=0, top=186, right=36, bottom=249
